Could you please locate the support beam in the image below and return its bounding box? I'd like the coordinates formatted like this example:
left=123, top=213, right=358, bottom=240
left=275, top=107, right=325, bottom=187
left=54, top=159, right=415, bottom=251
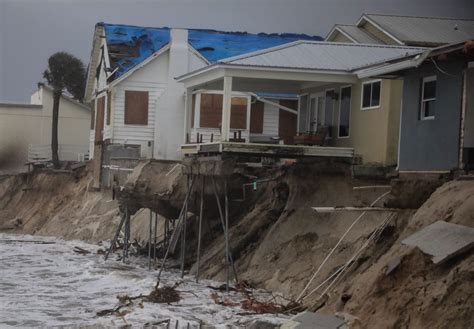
left=183, top=87, right=193, bottom=143
left=221, top=76, right=233, bottom=142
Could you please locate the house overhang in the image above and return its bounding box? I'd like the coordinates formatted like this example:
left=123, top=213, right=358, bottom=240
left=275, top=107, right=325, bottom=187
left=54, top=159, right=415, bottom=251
left=355, top=41, right=469, bottom=79
left=176, top=63, right=358, bottom=94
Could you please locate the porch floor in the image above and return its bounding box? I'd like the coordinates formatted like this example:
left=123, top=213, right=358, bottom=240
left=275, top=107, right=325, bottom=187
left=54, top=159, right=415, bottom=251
left=180, top=142, right=354, bottom=158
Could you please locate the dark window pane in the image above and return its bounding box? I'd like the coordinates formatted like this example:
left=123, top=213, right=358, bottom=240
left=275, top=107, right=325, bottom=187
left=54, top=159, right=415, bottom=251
left=371, top=81, right=381, bottom=107
left=423, top=80, right=436, bottom=100
left=339, top=87, right=351, bottom=137
left=424, top=99, right=435, bottom=118
left=362, top=83, right=371, bottom=108
left=324, top=90, right=334, bottom=137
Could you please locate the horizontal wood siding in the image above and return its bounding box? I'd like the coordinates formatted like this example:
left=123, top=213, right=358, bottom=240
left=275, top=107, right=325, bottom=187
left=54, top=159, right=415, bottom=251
left=113, top=80, right=164, bottom=144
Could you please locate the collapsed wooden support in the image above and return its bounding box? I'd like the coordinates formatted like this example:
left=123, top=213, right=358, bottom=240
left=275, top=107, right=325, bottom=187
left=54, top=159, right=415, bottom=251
left=312, top=206, right=400, bottom=213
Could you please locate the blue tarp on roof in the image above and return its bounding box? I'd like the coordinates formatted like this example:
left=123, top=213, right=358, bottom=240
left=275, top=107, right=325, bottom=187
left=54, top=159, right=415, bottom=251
left=188, top=29, right=321, bottom=63
left=103, top=24, right=170, bottom=78
left=102, top=23, right=321, bottom=79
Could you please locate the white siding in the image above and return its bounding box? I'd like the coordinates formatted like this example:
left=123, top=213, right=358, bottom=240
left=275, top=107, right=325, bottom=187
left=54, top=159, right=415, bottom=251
left=188, top=50, right=208, bottom=72
left=111, top=52, right=169, bottom=158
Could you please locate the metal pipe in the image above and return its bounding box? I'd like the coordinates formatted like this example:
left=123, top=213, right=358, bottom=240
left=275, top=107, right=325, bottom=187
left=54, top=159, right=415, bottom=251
left=196, top=176, right=205, bottom=282
left=157, top=177, right=195, bottom=287
left=154, top=211, right=158, bottom=264
left=211, top=177, right=238, bottom=283
left=181, top=175, right=190, bottom=278
left=224, top=179, right=230, bottom=292
left=148, top=209, right=152, bottom=270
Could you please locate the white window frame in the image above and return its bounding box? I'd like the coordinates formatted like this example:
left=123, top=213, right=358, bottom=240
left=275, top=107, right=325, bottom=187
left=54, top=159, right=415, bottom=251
left=324, top=88, right=335, bottom=139
left=361, top=79, right=382, bottom=110
left=193, top=90, right=251, bottom=130
left=420, top=76, right=436, bottom=120
left=338, top=85, right=352, bottom=139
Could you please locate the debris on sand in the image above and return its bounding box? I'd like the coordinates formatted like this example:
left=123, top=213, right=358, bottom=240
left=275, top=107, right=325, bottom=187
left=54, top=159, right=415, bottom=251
left=73, top=246, right=91, bottom=255
left=145, top=285, right=181, bottom=304
left=97, top=283, right=182, bottom=317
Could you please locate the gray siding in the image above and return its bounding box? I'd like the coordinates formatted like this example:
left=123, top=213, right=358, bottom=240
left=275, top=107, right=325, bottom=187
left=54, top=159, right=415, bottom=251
left=399, top=60, right=465, bottom=171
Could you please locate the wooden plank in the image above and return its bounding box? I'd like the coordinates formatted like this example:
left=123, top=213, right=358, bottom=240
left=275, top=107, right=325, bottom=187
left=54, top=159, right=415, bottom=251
left=106, top=91, right=112, bottom=125
left=279, top=99, right=298, bottom=144
left=250, top=101, right=264, bottom=134
left=95, top=96, right=105, bottom=142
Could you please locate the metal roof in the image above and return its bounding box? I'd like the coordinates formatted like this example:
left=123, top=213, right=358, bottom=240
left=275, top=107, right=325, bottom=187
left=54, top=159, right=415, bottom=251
left=220, top=41, right=425, bottom=72
left=335, top=25, right=383, bottom=44
left=102, top=23, right=321, bottom=79
left=361, top=14, right=474, bottom=46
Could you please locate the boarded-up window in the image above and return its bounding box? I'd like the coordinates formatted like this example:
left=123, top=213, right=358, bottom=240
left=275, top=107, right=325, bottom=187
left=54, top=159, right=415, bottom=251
left=124, top=90, right=148, bottom=125
left=278, top=99, right=298, bottom=145
left=106, top=91, right=112, bottom=125
left=230, top=97, right=247, bottom=129
left=95, top=96, right=105, bottom=142
left=200, top=94, right=222, bottom=128
left=250, top=101, right=264, bottom=133
left=199, top=93, right=248, bottom=129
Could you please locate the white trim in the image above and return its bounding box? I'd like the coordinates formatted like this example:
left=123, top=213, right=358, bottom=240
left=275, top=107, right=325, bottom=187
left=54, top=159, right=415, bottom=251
left=194, top=93, right=201, bottom=129
left=325, top=26, right=358, bottom=43
left=324, top=88, right=336, bottom=139
left=337, top=85, right=352, bottom=139
left=356, top=15, right=404, bottom=45
left=308, top=92, right=325, bottom=133
left=177, top=62, right=357, bottom=83
left=187, top=44, right=212, bottom=65
left=420, top=75, right=437, bottom=120
left=361, top=79, right=382, bottom=110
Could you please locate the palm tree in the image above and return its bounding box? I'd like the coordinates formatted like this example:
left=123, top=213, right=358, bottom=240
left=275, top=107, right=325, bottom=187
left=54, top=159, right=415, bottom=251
left=43, top=52, right=86, bottom=168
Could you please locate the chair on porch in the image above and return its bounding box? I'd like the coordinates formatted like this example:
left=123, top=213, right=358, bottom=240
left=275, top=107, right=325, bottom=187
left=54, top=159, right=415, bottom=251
left=294, top=126, right=328, bottom=146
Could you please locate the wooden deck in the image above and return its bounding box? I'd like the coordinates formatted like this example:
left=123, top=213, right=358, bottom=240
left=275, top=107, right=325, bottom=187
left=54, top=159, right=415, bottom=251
left=180, top=142, right=354, bottom=158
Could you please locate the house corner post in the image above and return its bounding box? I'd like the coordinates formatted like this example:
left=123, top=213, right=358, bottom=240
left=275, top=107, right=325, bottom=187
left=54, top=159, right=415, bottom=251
left=183, top=87, right=193, bottom=144
left=222, top=76, right=233, bottom=142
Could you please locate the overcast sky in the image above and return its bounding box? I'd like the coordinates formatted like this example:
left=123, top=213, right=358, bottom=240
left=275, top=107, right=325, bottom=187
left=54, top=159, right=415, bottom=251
left=1, top=0, right=473, bottom=102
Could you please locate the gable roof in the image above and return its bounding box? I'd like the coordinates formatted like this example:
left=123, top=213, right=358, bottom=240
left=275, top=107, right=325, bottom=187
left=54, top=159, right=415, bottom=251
left=358, top=14, right=474, bottom=46
left=326, top=25, right=383, bottom=44
left=102, top=23, right=322, bottom=79
left=219, top=41, right=425, bottom=72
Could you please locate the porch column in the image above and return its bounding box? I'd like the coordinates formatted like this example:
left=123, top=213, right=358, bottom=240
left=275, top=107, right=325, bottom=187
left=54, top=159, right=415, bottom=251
left=221, top=76, right=233, bottom=142
left=183, top=87, right=193, bottom=144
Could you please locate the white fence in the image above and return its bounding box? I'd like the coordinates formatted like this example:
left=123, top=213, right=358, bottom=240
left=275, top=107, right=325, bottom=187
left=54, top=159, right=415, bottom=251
left=28, top=144, right=90, bottom=164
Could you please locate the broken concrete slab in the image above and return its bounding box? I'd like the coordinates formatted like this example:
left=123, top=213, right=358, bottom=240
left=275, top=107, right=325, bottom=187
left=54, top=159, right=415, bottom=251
left=385, top=256, right=402, bottom=275
left=402, top=220, right=474, bottom=264
left=280, top=311, right=348, bottom=329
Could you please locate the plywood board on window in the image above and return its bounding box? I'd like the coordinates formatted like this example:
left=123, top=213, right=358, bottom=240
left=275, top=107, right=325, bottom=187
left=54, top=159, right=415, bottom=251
left=124, top=90, right=149, bottom=125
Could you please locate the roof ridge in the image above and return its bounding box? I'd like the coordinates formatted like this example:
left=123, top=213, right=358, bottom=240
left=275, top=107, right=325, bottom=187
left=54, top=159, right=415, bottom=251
left=223, top=40, right=425, bottom=64
left=364, top=13, right=474, bottom=21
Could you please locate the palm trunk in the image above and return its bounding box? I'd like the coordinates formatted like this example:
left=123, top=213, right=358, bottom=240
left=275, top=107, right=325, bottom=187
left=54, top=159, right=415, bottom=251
left=51, top=90, right=61, bottom=169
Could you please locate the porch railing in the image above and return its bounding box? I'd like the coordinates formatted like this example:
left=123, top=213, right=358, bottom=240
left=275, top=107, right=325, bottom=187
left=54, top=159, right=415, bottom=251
left=27, top=144, right=90, bottom=164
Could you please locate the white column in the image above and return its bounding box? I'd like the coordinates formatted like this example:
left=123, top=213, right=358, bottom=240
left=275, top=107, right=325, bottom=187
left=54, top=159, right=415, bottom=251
left=221, top=76, right=233, bottom=142
left=183, top=87, right=193, bottom=144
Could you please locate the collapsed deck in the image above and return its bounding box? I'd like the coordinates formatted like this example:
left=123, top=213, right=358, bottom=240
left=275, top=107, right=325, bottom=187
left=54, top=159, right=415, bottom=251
left=180, top=142, right=354, bottom=159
